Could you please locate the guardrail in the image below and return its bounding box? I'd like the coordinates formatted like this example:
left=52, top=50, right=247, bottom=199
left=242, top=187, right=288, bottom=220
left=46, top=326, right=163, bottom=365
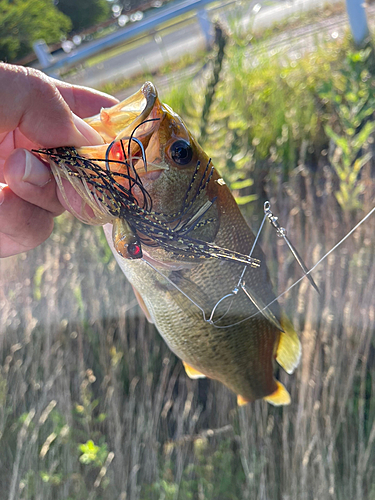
left=40, top=0, right=216, bottom=77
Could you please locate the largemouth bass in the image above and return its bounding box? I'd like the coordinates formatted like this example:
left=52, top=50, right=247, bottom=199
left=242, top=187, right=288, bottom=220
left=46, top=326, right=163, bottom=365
left=40, top=82, right=301, bottom=406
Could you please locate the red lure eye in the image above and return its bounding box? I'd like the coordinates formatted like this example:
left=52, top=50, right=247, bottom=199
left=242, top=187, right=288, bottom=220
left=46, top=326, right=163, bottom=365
left=127, top=242, right=142, bottom=259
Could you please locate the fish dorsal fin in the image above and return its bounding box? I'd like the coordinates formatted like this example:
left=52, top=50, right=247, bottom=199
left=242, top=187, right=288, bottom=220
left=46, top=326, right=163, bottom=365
left=263, top=380, right=291, bottom=406
left=132, top=285, right=154, bottom=324
left=276, top=314, right=301, bottom=374
left=183, top=361, right=206, bottom=379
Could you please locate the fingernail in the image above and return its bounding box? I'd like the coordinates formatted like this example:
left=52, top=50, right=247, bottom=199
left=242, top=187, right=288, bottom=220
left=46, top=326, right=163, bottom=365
left=73, top=113, right=104, bottom=146
left=22, top=150, right=52, bottom=187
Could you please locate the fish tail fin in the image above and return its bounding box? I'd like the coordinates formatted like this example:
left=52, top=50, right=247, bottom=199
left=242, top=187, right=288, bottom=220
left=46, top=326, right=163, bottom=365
left=263, top=380, right=291, bottom=406
left=237, top=394, right=250, bottom=406
left=183, top=361, right=206, bottom=379
left=276, top=313, right=301, bottom=374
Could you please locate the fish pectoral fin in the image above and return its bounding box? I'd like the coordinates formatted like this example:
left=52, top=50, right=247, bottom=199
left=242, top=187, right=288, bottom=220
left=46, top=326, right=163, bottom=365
left=183, top=361, right=206, bottom=379
left=263, top=381, right=291, bottom=406
left=276, top=313, right=301, bottom=374
left=237, top=394, right=250, bottom=406
left=169, top=271, right=214, bottom=316
left=132, top=285, right=154, bottom=324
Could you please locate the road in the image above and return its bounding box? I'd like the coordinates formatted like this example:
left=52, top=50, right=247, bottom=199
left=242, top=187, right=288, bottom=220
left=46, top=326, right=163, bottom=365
left=64, top=0, right=343, bottom=89
left=66, top=20, right=204, bottom=89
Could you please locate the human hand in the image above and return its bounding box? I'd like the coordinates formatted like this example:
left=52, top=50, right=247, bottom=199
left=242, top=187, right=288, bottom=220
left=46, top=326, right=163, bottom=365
left=0, top=63, right=118, bottom=257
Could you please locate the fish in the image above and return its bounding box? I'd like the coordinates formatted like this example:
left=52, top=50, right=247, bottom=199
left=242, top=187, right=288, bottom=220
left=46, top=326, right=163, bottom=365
left=38, top=82, right=301, bottom=406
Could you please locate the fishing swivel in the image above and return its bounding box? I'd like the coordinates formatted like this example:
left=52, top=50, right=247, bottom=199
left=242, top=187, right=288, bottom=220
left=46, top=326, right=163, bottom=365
left=264, top=201, right=286, bottom=238
left=264, top=201, right=319, bottom=294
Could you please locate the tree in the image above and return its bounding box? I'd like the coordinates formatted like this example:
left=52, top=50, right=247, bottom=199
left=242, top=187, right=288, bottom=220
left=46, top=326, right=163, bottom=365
left=55, top=0, right=110, bottom=32
left=0, top=0, right=72, bottom=62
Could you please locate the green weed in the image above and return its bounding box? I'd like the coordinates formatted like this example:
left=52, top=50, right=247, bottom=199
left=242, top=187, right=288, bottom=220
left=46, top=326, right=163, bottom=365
left=319, top=48, right=375, bottom=211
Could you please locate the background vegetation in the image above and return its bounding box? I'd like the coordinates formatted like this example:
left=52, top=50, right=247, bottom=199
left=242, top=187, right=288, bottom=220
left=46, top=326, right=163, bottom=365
left=1, top=15, right=375, bottom=500
left=0, top=0, right=111, bottom=62
left=0, top=0, right=72, bottom=61
left=0, top=0, right=178, bottom=63
left=55, top=0, right=110, bottom=32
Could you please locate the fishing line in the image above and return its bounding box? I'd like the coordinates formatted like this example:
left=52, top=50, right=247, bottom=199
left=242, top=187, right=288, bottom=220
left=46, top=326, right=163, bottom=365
left=211, top=204, right=375, bottom=329
left=267, top=204, right=375, bottom=310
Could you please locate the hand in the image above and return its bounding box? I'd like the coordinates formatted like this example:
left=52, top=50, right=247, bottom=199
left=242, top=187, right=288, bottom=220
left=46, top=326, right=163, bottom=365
left=0, top=63, right=118, bottom=257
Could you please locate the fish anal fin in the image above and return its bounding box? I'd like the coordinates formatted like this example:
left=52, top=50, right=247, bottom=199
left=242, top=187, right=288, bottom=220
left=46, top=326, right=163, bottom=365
left=132, top=285, right=154, bottom=324
left=237, top=394, right=250, bottom=406
left=183, top=361, right=206, bottom=379
left=263, top=381, right=291, bottom=406
left=276, top=313, right=301, bottom=374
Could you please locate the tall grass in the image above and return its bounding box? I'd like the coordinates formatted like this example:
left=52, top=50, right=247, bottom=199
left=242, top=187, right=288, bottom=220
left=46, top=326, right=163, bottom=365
left=1, top=26, right=375, bottom=500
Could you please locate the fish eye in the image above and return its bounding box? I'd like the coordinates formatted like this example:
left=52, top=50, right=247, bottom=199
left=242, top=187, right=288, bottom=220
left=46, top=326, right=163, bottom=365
left=170, top=140, right=193, bottom=165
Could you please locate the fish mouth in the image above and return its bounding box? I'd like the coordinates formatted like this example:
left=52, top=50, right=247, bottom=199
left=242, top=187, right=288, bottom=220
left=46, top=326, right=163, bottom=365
left=81, top=81, right=169, bottom=175
left=85, top=81, right=160, bottom=143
